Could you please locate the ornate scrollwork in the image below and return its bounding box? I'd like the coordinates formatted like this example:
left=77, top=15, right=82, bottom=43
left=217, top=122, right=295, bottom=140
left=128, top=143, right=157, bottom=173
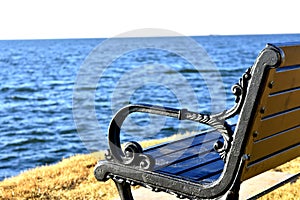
left=216, top=67, right=252, bottom=160
left=224, top=67, right=252, bottom=119
left=105, top=149, right=114, bottom=161
left=106, top=141, right=155, bottom=170
left=180, top=67, right=252, bottom=161
left=181, top=109, right=233, bottom=160
left=123, top=141, right=143, bottom=165
left=212, top=121, right=233, bottom=160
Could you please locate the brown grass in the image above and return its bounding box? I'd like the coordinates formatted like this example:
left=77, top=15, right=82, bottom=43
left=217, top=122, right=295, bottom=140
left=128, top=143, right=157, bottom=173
left=0, top=134, right=299, bottom=199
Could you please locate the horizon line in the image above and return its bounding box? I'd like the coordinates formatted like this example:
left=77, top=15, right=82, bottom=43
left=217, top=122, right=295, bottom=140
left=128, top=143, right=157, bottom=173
left=0, top=32, right=300, bottom=41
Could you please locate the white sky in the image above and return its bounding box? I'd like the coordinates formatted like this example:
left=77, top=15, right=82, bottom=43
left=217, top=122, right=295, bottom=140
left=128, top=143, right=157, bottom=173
left=0, top=0, right=299, bottom=40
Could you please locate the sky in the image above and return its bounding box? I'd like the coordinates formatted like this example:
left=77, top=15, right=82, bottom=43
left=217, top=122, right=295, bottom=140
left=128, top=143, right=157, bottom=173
left=0, top=0, right=299, bottom=40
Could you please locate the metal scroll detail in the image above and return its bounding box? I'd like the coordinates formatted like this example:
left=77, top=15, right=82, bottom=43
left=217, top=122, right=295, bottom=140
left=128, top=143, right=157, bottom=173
left=105, top=141, right=155, bottom=170
left=180, top=67, right=252, bottom=160
left=105, top=105, right=180, bottom=170
left=219, top=67, right=252, bottom=160
left=180, top=110, right=233, bottom=161
left=218, top=66, right=252, bottom=159
left=224, top=67, right=252, bottom=119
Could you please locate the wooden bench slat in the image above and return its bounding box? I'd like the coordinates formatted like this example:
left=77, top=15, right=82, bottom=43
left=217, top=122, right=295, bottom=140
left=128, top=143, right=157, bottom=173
left=241, top=44, right=300, bottom=184
left=153, top=138, right=217, bottom=160
left=145, top=131, right=224, bottom=182
left=263, top=88, right=300, bottom=117
left=144, top=129, right=219, bottom=152
left=178, top=159, right=224, bottom=182
left=271, top=66, right=300, bottom=93
left=145, top=130, right=220, bottom=158
left=152, top=138, right=219, bottom=167
left=250, top=126, right=300, bottom=161
left=279, top=45, right=300, bottom=67
left=242, top=144, right=300, bottom=180
left=157, top=151, right=220, bottom=174
left=256, top=108, right=300, bottom=140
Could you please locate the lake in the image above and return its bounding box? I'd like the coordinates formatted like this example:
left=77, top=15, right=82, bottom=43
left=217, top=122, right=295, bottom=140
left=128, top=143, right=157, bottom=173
left=1, top=34, right=300, bottom=180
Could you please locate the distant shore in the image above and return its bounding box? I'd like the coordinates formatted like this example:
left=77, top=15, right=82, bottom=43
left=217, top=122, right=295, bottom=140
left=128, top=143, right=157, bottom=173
left=0, top=134, right=299, bottom=199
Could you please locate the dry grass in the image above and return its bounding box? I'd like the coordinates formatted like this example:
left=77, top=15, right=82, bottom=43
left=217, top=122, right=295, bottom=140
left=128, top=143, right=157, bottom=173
left=0, top=152, right=112, bottom=199
left=0, top=134, right=299, bottom=200
left=0, top=134, right=186, bottom=200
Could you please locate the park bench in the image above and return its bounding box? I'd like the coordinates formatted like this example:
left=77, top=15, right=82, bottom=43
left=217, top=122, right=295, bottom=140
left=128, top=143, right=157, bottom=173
left=94, top=42, right=300, bottom=199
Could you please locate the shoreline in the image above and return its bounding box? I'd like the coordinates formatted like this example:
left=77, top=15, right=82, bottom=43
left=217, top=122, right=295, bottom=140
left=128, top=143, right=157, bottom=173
left=0, top=135, right=299, bottom=199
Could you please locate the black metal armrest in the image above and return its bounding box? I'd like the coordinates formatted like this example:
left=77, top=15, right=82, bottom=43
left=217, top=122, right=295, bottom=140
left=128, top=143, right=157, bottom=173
left=105, top=66, right=252, bottom=169
left=105, top=103, right=236, bottom=170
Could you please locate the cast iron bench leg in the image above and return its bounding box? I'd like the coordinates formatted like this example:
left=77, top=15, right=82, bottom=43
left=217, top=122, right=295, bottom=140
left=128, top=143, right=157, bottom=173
left=114, top=180, right=134, bottom=200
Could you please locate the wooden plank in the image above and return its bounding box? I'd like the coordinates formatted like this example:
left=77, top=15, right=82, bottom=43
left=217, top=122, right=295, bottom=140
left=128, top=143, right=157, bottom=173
left=154, top=140, right=217, bottom=167
left=178, top=159, right=224, bottom=181
left=241, top=145, right=300, bottom=181
left=279, top=45, right=300, bottom=67
left=250, top=126, right=300, bottom=162
left=256, top=108, right=300, bottom=141
left=263, top=88, right=300, bottom=116
left=271, top=68, right=300, bottom=93
left=157, top=151, right=220, bottom=174
left=145, top=130, right=220, bottom=158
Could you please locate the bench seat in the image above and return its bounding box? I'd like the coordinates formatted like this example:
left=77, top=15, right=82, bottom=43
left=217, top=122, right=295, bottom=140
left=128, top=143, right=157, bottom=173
left=95, top=43, right=300, bottom=200
left=145, top=130, right=225, bottom=184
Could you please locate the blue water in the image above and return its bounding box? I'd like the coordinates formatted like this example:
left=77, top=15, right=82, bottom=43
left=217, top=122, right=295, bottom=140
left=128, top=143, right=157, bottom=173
left=1, top=34, right=300, bottom=180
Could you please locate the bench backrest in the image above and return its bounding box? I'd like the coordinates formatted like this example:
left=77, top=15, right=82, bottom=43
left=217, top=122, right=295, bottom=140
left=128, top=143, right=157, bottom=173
left=239, top=43, right=300, bottom=180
